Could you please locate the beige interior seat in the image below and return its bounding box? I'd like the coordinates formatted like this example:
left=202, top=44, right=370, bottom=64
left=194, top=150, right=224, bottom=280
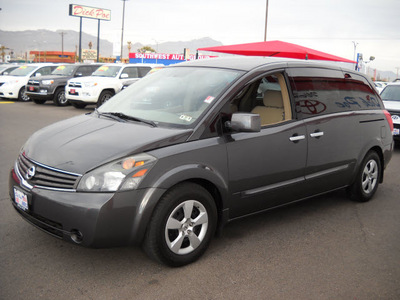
left=251, top=90, right=285, bottom=125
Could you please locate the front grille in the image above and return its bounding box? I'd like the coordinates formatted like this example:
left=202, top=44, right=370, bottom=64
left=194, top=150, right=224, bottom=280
left=28, top=80, right=40, bottom=86
left=68, top=82, right=82, bottom=88
left=17, top=153, right=81, bottom=191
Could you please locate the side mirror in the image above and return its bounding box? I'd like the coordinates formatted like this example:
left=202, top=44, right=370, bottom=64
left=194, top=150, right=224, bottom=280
left=35, top=73, right=42, bottom=77
left=75, top=72, right=83, bottom=77
left=120, top=73, right=129, bottom=79
left=226, top=113, right=261, bottom=132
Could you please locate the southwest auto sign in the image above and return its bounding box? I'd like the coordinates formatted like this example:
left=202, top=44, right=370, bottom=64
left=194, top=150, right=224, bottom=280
left=69, top=4, right=111, bottom=21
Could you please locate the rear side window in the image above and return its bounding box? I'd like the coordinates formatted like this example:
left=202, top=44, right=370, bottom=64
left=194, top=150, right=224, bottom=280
left=138, top=67, right=151, bottom=78
left=76, top=66, right=94, bottom=76
left=122, top=67, right=139, bottom=78
left=288, top=68, right=382, bottom=119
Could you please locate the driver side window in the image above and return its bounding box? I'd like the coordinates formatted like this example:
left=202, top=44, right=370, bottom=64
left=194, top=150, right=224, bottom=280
left=230, top=72, right=292, bottom=126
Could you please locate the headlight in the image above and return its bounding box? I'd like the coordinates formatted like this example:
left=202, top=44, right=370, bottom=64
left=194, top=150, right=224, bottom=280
left=77, top=153, right=156, bottom=192
left=42, top=79, right=54, bottom=85
left=3, top=79, right=19, bottom=86
left=84, top=81, right=98, bottom=88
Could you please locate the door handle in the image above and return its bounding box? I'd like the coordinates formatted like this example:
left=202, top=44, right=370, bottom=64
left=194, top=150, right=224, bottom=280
left=289, top=135, right=305, bottom=143
left=310, top=131, right=324, bottom=138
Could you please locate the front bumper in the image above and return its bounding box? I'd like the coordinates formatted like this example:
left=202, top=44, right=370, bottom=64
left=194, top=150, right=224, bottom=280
left=0, top=85, right=19, bottom=99
left=25, top=85, right=55, bottom=100
left=9, top=167, right=166, bottom=247
left=66, top=86, right=100, bottom=103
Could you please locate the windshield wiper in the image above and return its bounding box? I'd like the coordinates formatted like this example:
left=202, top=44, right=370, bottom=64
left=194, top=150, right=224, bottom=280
left=94, top=109, right=126, bottom=122
left=110, top=112, right=157, bottom=127
left=94, top=109, right=157, bottom=127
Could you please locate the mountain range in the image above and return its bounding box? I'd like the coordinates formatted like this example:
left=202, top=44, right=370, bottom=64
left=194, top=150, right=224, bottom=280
left=0, top=29, right=222, bottom=58
left=0, top=29, right=397, bottom=80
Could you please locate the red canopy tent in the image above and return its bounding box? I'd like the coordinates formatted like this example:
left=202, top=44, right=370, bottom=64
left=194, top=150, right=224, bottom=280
left=198, top=40, right=355, bottom=64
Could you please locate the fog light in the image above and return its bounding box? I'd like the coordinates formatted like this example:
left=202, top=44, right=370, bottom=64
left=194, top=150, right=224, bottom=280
left=70, top=229, right=83, bottom=244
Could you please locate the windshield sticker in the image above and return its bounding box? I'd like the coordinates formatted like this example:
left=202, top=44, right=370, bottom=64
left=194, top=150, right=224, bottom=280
left=179, top=114, right=193, bottom=122
left=56, top=66, right=66, bottom=70
left=204, top=96, right=215, bottom=104
left=98, top=66, right=109, bottom=72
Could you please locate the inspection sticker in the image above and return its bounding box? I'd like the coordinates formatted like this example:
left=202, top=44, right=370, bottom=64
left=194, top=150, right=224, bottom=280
left=204, top=96, right=215, bottom=104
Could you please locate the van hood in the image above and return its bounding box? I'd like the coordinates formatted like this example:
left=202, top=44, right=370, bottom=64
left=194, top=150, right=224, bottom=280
left=22, top=114, right=193, bottom=174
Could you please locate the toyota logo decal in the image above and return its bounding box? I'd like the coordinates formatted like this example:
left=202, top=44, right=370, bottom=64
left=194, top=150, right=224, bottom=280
left=26, top=166, right=36, bottom=180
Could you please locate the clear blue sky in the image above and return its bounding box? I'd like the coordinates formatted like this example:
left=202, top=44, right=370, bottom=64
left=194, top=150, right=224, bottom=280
left=0, top=0, right=399, bottom=72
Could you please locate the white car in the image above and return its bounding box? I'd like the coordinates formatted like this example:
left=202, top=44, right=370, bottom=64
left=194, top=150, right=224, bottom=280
left=0, top=64, right=58, bottom=101
left=381, top=82, right=400, bottom=140
left=66, top=63, right=162, bottom=108
left=374, top=81, right=388, bottom=94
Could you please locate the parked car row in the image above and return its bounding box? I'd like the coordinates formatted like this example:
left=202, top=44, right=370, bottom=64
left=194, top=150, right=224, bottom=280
left=0, top=63, right=163, bottom=107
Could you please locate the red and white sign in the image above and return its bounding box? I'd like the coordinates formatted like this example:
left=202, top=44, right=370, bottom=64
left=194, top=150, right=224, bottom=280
left=130, top=53, right=216, bottom=61
left=69, top=4, right=111, bottom=21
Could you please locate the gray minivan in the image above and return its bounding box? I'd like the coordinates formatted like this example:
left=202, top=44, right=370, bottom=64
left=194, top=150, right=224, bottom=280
left=9, top=57, right=394, bottom=266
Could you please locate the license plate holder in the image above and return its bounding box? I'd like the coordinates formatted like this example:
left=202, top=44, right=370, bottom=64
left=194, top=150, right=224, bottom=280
left=393, top=128, right=400, bottom=136
left=14, top=187, right=29, bottom=211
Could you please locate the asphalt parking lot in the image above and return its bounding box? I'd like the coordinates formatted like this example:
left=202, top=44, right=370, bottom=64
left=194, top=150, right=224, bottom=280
left=1, top=100, right=399, bottom=300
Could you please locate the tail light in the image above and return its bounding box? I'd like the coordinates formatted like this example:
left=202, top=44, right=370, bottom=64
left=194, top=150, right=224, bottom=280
left=384, top=110, right=394, bottom=132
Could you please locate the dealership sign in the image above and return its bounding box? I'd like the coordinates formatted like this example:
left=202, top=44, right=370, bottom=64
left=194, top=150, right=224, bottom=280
left=131, top=53, right=215, bottom=61
left=69, top=4, right=111, bottom=21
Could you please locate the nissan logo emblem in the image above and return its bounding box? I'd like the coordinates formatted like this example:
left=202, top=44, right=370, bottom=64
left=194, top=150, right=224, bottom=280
left=26, top=166, right=36, bottom=180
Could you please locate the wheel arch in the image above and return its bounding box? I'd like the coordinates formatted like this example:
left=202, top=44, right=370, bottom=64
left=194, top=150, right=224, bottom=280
left=134, top=164, right=230, bottom=244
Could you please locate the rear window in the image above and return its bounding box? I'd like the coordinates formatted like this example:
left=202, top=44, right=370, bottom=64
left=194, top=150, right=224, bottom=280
left=288, top=68, right=382, bottom=119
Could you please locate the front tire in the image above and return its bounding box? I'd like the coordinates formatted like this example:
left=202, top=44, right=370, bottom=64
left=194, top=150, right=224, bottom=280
left=349, top=151, right=381, bottom=202
left=18, top=87, right=30, bottom=102
left=53, top=88, right=68, bottom=106
left=97, top=91, right=114, bottom=107
left=143, top=182, right=217, bottom=267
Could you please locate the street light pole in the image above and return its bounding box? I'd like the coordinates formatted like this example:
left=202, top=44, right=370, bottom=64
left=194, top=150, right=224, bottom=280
left=120, top=0, right=128, bottom=61
left=264, top=0, right=269, bottom=41
left=59, top=32, right=66, bottom=62
left=352, top=41, right=358, bottom=70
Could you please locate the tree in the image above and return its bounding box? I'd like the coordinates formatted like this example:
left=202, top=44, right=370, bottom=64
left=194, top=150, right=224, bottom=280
left=137, top=46, right=156, bottom=53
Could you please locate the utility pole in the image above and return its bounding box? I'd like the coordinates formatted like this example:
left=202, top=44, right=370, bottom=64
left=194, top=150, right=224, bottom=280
left=120, top=0, right=129, bottom=61
left=264, top=0, right=269, bottom=41
left=59, top=32, right=67, bottom=62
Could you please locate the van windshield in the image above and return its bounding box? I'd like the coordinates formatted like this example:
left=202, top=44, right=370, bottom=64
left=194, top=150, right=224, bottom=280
left=98, top=66, right=243, bottom=128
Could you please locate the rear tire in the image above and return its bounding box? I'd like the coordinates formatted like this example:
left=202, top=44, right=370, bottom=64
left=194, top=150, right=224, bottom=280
left=143, top=182, right=217, bottom=267
left=349, top=151, right=381, bottom=202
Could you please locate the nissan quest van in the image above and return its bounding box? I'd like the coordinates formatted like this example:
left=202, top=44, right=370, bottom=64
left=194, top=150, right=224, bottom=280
left=9, top=57, right=394, bottom=266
